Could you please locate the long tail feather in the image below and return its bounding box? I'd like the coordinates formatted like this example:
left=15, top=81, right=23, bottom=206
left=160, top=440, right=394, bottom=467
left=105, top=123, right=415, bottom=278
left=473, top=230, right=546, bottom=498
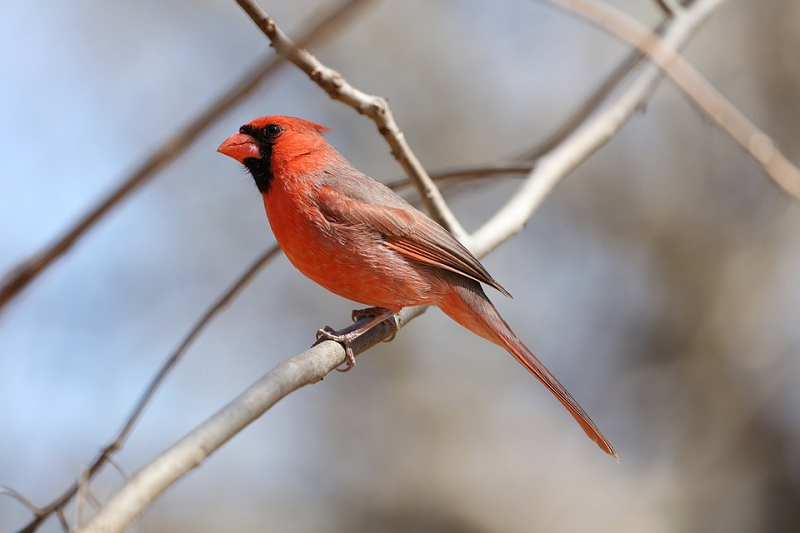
left=439, top=277, right=618, bottom=460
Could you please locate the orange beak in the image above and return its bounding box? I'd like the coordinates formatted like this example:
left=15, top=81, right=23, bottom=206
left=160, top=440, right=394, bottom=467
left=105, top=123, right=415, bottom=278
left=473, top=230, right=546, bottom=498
left=217, top=133, right=260, bottom=164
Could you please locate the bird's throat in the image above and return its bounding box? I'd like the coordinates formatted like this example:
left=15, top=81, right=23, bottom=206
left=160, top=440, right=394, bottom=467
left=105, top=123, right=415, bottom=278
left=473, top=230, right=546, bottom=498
left=244, top=145, right=274, bottom=194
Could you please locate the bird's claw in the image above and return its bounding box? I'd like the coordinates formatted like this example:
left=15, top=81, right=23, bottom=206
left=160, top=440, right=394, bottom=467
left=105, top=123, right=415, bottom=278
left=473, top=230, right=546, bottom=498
left=315, top=326, right=357, bottom=371
left=313, top=307, right=399, bottom=372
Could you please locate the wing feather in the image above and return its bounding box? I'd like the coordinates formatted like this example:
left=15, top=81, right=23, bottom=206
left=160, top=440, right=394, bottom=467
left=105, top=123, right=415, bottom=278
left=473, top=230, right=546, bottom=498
left=317, top=181, right=511, bottom=297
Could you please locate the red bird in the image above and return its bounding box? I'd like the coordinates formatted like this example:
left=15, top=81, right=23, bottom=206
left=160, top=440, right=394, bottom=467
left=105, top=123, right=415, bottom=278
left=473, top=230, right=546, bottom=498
left=218, top=116, right=617, bottom=459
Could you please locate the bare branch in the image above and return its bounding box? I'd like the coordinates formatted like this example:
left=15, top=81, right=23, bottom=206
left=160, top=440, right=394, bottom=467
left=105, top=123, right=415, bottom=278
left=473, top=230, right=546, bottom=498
left=76, top=305, right=426, bottom=533
left=654, top=0, right=685, bottom=16
left=56, top=510, right=69, bottom=533
left=15, top=246, right=281, bottom=533
left=385, top=161, right=535, bottom=191
left=0, top=0, right=373, bottom=316
left=75, top=467, right=89, bottom=530
left=519, top=20, right=665, bottom=161
left=104, top=456, right=131, bottom=484
left=0, top=486, right=41, bottom=514
left=539, top=0, right=800, bottom=200
left=472, top=0, right=735, bottom=257
left=233, top=0, right=468, bottom=241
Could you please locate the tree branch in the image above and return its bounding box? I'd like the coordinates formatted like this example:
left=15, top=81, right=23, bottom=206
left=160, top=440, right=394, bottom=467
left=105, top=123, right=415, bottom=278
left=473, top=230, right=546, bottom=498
left=472, top=0, right=732, bottom=257
left=0, top=0, right=373, bottom=316
left=654, top=0, right=685, bottom=16
left=76, top=305, right=426, bottom=533
left=385, top=161, right=535, bottom=191
left=233, top=0, right=468, bottom=241
left=14, top=247, right=282, bottom=533
left=538, top=0, right=800, bottom=200
left=518, top=17, right=669, bottom=161
left=0, top=487, right=41, bottom=515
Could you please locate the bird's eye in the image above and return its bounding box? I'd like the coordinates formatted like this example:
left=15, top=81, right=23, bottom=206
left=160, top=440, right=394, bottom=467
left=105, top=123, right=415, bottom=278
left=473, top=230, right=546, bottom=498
left=265, top=124, right=281, bottom=137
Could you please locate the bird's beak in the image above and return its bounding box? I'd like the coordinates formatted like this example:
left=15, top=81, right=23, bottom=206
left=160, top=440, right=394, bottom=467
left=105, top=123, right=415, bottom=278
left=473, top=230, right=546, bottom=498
left=217, top=133, right=260, bottom=164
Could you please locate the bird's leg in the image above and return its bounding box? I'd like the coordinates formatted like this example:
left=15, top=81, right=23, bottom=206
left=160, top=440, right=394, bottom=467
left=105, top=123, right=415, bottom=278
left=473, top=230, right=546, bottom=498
left=351, top=307, right=399, bottom=342
left=315, top=307, right=398, bottom=372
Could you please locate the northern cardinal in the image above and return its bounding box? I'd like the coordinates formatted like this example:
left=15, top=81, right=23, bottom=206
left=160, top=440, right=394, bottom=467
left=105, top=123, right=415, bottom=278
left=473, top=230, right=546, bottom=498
left=218, top=116, right=617, bottom=459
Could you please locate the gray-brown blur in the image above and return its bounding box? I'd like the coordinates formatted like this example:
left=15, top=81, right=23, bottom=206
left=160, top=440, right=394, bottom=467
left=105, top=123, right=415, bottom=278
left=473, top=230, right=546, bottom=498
left=1, top=1, right=798, bottom=532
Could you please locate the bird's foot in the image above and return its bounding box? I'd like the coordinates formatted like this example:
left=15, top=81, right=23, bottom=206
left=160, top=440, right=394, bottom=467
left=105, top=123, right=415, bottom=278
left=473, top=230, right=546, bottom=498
left=316, top=326, right=359, bottom=372
left=314, top=307, right=399, bottom=372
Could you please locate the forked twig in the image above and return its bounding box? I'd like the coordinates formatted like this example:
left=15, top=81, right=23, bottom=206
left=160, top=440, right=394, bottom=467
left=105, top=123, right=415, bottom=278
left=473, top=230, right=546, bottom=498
left=15, top=246, right=281, bottom=533
left=234, top=0, right=468, bottom=241
left=519, top=17, right=671, bottom=161
left=0, top=0, right=373, bottom=316
left=0, top=486, right=42, bottom=514
left=472, top=0, right=734, bottom=255
left=539, top=0, right=800, bottom=200
left=655, top=0, right=686, bottom=16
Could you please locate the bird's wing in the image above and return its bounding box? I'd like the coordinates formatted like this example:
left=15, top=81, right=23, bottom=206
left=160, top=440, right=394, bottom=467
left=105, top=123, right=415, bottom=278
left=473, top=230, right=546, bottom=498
left=317, top=180, right=511, bottom=297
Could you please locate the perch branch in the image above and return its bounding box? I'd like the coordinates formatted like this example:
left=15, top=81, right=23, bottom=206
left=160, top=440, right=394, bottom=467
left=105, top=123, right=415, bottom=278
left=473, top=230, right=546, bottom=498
left=76, top=305, right=427, bottom=533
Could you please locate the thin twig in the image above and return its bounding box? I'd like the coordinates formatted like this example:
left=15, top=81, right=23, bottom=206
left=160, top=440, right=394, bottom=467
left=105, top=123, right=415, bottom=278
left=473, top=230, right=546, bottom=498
left=0, top=0, right=373, bottom=316
left=105, top=244, right=281, bottom=460
left=472, top=0, right=734, bottom=256
left=15, top=246, right=282, bottom=533
left=519, top=20, right=666, bottom=161
left=75, top=467, right=89, bottom=530
left=539, top=0, right=800, bottom=200
left=87, top=491, right=102, bottom=510
left=105, top=456, right=131, bottom=484
left=655, top=0, right=685, bottom=16
left=524, top=0, right=707, bottom=161
left=56, top=509, right=69, bottom=533
left=233, top=0, right=468, bottom=241
left=0, top=487, right=42, bottom=514
left=385, top=161, right=535, bottom=191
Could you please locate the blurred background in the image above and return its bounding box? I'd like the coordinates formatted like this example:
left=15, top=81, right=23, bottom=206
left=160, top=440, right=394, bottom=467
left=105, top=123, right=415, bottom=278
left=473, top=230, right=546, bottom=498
left=1, top=0, right=799, bottom=531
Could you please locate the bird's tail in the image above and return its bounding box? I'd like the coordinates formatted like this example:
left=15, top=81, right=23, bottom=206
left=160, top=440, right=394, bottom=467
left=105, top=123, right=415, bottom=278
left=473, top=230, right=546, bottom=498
left=439, top=277, right=618, bottom=460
